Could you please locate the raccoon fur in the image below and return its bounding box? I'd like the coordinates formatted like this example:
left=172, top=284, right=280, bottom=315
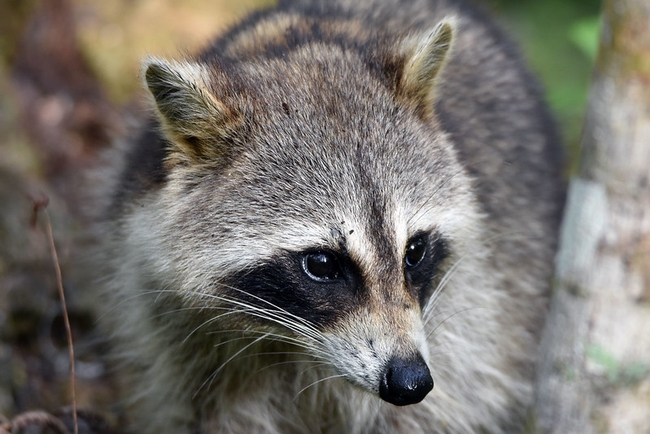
left=94, top=0, right=564, bottom=432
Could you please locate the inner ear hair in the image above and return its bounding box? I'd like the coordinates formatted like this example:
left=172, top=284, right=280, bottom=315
left=143, top=57, right=234, bottom=165
left=400, top=18, right=457, bottom=115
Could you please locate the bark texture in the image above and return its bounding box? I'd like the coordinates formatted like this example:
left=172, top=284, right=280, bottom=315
left=535, top=0, right=650, bottom=432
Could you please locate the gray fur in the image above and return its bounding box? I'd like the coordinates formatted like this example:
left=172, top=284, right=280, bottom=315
left=93, top=0, right=564, bottom=432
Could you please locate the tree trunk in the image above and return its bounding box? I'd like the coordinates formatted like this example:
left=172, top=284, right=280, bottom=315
left=534, top=0, right=650, bottom=432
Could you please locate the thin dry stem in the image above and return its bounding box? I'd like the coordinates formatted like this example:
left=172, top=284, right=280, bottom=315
left=31, top=196, right=79, bottom=434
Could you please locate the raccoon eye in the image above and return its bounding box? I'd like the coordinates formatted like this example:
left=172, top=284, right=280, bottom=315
left=302, top=252, right=342, bottom=282
left=405, top=237, right=426, bottom=268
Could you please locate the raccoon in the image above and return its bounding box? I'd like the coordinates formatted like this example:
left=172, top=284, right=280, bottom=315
left=94, top=0, right=564, bottom=432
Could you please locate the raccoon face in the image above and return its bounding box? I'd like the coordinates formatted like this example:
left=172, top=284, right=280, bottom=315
left=218, top=226, right=455, bottom=406
left=140, top=19, right=480, bottom=406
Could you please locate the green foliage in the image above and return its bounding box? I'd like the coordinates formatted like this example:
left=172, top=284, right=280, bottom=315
left=586, top=344, right=650, bottom=386
left=488, top=0, right=601, bottom=171
left=586, top=344, right=620, bottom=382
left=569, top=15, right=601, bottom=61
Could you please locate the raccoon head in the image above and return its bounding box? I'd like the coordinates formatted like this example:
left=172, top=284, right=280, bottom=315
left=139, top=18, right=479, bottom=406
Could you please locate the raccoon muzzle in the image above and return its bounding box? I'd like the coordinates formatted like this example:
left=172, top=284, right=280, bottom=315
left=378, top=354, right=433, bottom=406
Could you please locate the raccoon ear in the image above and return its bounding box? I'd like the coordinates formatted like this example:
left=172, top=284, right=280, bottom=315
left=143, top=57, right=235, bottom=165
left=400, top=19, right=456, bottom=116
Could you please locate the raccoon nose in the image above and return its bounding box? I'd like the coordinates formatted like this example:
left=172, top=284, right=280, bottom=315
left=379, top=354, right=433, bottom=406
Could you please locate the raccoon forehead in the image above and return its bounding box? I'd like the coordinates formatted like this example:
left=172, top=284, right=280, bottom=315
left=161, top=129, right=471, bottom=261
left=155, top=180, right=463, bottom=282
left=213, top=44, right=404, bottom=130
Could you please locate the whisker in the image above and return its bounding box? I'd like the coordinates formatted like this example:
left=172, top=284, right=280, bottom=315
left=99, top=281, right=327, bottom=350
left=217, top=285, right=323, bottom=337
left=293, top=373, right=347, bottom=401
left=248, top=357, right=327, bottom=375
left=423, top=253, right=471, bottom=321
left=193, top=333, right=270, bottom=399
left=299, top=362, right=330, bottom=375
left=423, top=229, right=525, bottom=322
left=203, top=330, right=330, bottom=358
left=188, top=290, right=325, bottom=344
left=182, top=309, right=251, bottom=344
left=426, top=307, right=487, bottom=339
left=99, top=283, right=332, bottom=363
left=95, top=288, right=181, bottom=323
left=407, top=168, right=467, bottom=226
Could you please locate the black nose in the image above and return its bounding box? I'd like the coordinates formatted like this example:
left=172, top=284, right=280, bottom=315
left=379, top=354, right=434, bottom=406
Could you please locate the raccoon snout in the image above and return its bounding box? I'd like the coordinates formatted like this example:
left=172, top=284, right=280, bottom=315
left=378, top=354, right=433, bottom=406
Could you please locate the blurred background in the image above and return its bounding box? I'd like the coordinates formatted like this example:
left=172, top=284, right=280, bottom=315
left=0, top=0, right=601, bottom=430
